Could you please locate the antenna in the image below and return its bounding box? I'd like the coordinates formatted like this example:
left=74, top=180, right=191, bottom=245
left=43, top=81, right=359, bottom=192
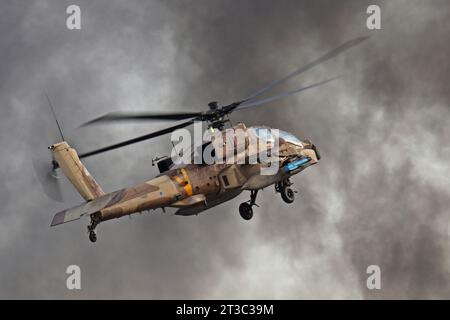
left=45, top=92, right=65, bottom=141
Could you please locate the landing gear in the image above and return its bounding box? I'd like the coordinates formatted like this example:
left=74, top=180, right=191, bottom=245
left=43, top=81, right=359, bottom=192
left=239, top=190, right=258, bottom=220
left=276, top=179, right=296, bottom=204
left=87, top=215, right=100, bottom=243
left=239, top=203, right=253, bottom=220
left=88, top=230, right=97, bottom=243
left=281, top=186, right=295, bottom=203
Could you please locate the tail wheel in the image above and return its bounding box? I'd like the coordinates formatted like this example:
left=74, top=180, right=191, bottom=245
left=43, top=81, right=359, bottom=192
left=88, top=231, right=97, bottom=243
left=239, top=203, right=253, bottom=220
left=281, top=186, right=295, bottom=203
left=87, top=215, right=100, bottom=243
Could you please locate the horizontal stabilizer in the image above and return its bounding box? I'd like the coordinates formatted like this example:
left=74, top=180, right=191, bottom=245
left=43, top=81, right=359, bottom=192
left=170, top=194, right=206, bottom=208
left=175, top=190, right=242, bottom=216
left=51, top=190, right=120, bottom=226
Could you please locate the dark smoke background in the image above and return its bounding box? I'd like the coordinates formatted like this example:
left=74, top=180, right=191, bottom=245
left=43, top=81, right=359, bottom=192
left=0, top=0, right=449, bottom=299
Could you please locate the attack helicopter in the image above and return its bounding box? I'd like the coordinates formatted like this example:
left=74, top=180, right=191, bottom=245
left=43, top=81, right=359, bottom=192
left=39, top=36, right=367, bottom=242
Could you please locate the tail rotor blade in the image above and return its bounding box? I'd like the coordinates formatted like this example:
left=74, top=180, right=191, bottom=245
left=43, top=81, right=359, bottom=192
left=32, top=92, right=66, bottom=202
left=32, top=156, right=63, bottom=202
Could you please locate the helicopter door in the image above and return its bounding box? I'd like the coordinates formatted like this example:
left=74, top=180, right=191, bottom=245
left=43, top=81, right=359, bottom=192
left=219, top=165, right=246, bottom=190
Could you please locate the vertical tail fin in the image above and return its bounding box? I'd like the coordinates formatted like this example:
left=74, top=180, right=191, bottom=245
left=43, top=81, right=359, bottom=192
left=49, top=141, right=105, bottom=201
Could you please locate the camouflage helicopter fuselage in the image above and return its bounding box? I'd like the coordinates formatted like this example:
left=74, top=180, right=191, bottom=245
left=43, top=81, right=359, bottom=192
left=50, top=123, right=319, bottom=242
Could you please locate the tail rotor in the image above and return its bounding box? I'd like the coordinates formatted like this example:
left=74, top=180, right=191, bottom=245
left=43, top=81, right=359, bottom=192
left=32, top=155, right=63, bottom=202
left=32, top=92, right=66, bottom=202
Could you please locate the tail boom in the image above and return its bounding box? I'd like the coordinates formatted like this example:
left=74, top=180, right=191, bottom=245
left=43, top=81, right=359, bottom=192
left=51, top=175, right=190, bottom=226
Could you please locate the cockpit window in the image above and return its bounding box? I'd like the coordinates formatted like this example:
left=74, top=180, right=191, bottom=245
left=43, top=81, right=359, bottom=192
left=252, top=127, right=302, bottom=146
left=278, top=130, right=302, bottom=145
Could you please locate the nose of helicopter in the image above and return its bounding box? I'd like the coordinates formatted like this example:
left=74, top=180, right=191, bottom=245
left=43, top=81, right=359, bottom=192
left=300, top=139, right=320, bottom=161
left=311, top=144, right=321, bottom=160
left=282, top=140, right=320, bottom=173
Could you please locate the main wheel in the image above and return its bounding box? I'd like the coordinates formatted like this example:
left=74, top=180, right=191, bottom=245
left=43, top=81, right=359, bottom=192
left=89, top=231, right=97, bottom=243
left=239, top=203, right=253, bottom=220
left=281, top=186, right=295, bottom=203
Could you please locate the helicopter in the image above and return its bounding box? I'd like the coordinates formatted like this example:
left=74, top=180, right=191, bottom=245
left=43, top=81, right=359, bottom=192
left=40, top=36, right=367, bottom=243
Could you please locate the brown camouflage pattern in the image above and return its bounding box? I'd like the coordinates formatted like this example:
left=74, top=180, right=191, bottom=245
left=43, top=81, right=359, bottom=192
left=50, top=123, right=319, bottom=226
left=50, top=142, right=104, bottom=201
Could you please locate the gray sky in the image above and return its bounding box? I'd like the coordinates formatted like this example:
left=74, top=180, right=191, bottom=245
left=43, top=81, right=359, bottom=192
left=0, top=0, right=449, bottom=299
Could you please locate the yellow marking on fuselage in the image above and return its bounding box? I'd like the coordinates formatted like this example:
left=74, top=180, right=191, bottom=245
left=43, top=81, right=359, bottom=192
left=173, top=175, right=185, bottom=186
left=180, top=168, right=193, bottom=196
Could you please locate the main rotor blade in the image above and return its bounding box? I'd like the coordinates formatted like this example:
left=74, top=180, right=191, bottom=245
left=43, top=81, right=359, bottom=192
left=80, top=111, right=202, bottom=127
left=79, top=119, right=195, bottom=158
left=237, top=76, right=339, bottom=110
left=241, top=36, right=368, bottom=103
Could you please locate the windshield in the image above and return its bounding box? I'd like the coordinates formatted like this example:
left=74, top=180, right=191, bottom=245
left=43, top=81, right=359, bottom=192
left=252, top=127, right=302, bottom=146
left=278, top=130, right=302, bottom=145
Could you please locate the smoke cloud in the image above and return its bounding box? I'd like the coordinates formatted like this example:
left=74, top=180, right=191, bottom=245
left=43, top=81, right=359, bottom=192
left=0, top=0, right=449, bottom=298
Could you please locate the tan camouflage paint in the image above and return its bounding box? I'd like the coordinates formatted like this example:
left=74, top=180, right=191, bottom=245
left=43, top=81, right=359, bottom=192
left=50, top=141, right=104, bottom=201
left=100, top=175, right=185, bottom=221
left=50, top=124, right=320, bottom=226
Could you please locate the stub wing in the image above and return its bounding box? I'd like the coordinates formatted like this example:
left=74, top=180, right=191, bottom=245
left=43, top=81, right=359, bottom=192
left=169, top=194, right=206, bottom=208
left=50, top=191, right=120, bottom=226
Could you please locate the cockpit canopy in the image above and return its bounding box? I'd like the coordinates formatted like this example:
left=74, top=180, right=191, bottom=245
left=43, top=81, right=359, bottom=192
left=174, top=124, right=304, bottom=166
left=252, top=126, right=303, bottom=146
